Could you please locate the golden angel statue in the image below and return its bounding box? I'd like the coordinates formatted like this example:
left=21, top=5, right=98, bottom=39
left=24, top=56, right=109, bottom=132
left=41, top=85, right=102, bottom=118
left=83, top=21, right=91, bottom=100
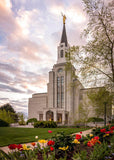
left=61, top=13, right=66, bottom=24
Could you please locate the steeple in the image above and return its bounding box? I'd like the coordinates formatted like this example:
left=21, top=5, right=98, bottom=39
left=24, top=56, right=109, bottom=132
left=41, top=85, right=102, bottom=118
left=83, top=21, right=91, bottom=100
left=60, top=14, right=68, bottom=46
left=57, top=14, right=69, bottom=64
left=60, top=24, right=68, bottom=46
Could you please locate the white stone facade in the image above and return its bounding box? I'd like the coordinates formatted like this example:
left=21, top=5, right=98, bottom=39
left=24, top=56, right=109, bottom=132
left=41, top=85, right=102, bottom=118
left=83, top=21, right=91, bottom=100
left=28, top=22, right=108, bottom=125
left=28, top=22, right=86, bottom=125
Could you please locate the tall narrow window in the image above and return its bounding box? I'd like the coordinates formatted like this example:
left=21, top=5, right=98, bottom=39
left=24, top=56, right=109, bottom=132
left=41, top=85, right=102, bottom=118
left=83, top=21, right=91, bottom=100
left=57, top=77, right=60, bottom=108
left=61, top=76, right=64, bottom=107
left=57, top=76, right=64, bottom=108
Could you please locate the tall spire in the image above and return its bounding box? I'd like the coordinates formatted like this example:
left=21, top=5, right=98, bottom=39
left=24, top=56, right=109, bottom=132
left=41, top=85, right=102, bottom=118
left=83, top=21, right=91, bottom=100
left=60, top=14, right=68, bottom=46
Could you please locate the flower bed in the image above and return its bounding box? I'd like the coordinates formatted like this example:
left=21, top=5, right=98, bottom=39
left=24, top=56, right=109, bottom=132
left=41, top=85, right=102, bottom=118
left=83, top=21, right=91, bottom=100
left=0, top=126, right=114, bottom=160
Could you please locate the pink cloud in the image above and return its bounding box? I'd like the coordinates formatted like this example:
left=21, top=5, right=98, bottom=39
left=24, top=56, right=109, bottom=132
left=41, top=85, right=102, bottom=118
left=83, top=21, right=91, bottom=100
left=0, top=0, right=21, bottom=34
left=0, top=1, right=51, bottom=63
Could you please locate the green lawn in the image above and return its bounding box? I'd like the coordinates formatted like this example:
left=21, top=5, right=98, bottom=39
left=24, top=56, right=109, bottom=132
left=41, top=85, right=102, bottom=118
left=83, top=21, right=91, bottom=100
left=0, top=127, right=89, bottom=147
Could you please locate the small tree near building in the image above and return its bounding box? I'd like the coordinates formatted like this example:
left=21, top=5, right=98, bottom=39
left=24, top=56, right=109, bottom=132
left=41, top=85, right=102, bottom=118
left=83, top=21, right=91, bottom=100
left=18, top=112, right=26, bottom=125
left=87, top=88, right=113, bottom=122
left=75, top=98, right=90, bottom=127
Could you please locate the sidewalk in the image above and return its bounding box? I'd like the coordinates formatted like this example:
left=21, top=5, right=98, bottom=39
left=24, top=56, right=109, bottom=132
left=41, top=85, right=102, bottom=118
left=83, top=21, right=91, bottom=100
left=72, top=128, right=93, bottom=136
left=0, top=129, right=93, bottom=154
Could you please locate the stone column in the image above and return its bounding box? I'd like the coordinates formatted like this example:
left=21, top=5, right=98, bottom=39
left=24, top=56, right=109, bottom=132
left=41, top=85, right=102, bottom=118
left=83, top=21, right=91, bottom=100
left=37, top=114, right=39, bottom=121
left=62, top=111, right=65, bottom=125
left=43, top=111, right=46, bottom=121
left=54, top=111, right=57, bottom=122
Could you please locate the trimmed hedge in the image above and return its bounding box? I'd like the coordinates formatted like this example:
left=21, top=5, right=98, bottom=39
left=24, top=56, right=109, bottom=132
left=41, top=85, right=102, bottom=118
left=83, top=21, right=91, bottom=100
left=34, top=121, right=57, bottom=128
left=0, top=119, right=9, bottom=127
left=87, top=117, right=104, bottom=122
left=26, top=118, right=37, bottom=125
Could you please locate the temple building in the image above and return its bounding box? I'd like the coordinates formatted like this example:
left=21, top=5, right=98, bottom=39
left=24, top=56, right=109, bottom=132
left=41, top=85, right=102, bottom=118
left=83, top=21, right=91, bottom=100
left=28, top=17, right=109, bottom=125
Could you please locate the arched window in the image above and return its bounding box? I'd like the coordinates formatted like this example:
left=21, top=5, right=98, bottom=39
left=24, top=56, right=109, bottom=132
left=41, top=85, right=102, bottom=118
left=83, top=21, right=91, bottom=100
left=58, top=68, right=63, bottom=73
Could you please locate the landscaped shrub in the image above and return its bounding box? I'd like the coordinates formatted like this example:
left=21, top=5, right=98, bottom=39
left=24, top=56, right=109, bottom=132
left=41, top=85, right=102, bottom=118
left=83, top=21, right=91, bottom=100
left=34, top=121, right=57, bottom=128
left=26, top=118, right=37, bottom=124
left=0, top=119, right=9, bottom=127
left=87, top=117, right=104, bottom=123
left=18, top=121, right=26, bottom=125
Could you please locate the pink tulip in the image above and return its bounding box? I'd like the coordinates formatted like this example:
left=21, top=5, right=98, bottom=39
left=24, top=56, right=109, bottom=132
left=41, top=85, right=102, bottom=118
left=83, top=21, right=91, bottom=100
left=48, top=130, right=52, bottom=133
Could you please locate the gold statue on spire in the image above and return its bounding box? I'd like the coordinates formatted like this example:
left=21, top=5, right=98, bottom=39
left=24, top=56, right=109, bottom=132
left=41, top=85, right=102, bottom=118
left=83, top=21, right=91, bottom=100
left=61, top=13, right=66, bottom=24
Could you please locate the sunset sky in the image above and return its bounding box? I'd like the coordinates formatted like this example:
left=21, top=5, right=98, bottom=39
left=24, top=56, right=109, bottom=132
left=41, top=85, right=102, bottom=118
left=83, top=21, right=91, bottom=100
left=0, top=0, right=88, bottom=117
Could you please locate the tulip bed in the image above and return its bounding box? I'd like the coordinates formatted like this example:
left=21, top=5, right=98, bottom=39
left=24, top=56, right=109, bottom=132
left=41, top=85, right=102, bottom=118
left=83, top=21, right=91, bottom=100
left=0, top=125, right=114, bottom=160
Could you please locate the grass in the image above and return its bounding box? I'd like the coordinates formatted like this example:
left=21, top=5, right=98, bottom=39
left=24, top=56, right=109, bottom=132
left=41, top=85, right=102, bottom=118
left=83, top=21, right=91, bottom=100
left=0, top=127, right=90, bottom=147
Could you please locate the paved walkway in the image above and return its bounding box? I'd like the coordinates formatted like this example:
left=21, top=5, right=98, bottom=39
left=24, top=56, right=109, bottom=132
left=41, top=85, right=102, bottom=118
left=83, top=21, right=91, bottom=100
left=0, top=129, right=93, bottom=154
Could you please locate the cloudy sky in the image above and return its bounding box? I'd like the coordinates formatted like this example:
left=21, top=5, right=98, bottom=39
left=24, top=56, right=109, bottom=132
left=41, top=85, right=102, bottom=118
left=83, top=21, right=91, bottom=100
left=0, top=0, right=89, bottom=116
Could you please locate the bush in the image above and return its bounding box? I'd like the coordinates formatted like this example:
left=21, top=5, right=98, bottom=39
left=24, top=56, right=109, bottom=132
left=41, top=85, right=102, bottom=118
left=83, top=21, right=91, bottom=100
left=18, top=121, right=26, bottom=125
left=26, top=118, right=37, bottom=125
left=87, top=117, right=104, bottom=123
left=34, top=121, right=57, bottom=128
left=0, top=119, right=9, bottom=127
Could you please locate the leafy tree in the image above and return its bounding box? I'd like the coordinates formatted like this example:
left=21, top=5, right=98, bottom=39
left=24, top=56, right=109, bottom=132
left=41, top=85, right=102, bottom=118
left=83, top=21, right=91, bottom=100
left=27, top=118, right=37, bottom=124
left=0, top=103, right=18, bottom=122
left=18, top=112, right=25, bottom=125
left=75, top=98, right=90, bottom=127
left=0, top=103, right=15, bottom=113
left=66, top=0, right=114, bottom=89
left=0, top=119, right=9, bottom=127
left=0, top=109, right=15, bottom=124
left=87, top=88, right=113, bottom=119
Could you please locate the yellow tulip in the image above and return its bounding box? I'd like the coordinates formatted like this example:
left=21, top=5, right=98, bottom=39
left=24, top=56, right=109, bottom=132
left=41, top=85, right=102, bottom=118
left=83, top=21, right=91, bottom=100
left=59, top=146, right=69, bottom=150
left=72, top=139, right=80, bottom=144
left=89, top=134, right=93, bottom=137
left=23, top=144, right=31, bottom=150
left=38, top=139, right=48, bottom=144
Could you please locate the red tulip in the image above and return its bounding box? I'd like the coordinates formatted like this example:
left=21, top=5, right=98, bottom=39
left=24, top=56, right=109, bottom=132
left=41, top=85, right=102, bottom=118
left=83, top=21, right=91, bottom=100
left=75, top=134, right=81, bottom=140
left=50, top=146, right=54, bottom=151
left=87, top=141, right=92, bottom=147
left=17, top=144, right=23, bottom=150
left=110, top=126, right=114, bottom=131
left=8, top=144, right=17, bottom=150
left=100, top=128, right=106, bottom=133
left=47, top=140, right=55, bottom=146
left=94, top=136, right=99, bottom=140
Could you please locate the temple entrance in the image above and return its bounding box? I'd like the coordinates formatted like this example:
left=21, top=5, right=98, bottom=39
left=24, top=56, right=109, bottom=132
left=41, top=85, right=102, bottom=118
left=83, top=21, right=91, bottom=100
left=46, top=110, right=53, bottom=121
left=57, top=113, right=62, bottom=124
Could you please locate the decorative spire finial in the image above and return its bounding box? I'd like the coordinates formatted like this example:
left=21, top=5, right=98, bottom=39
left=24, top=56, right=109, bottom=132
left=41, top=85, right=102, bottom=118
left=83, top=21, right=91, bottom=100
left=61, top=13, right=66, bottom=24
